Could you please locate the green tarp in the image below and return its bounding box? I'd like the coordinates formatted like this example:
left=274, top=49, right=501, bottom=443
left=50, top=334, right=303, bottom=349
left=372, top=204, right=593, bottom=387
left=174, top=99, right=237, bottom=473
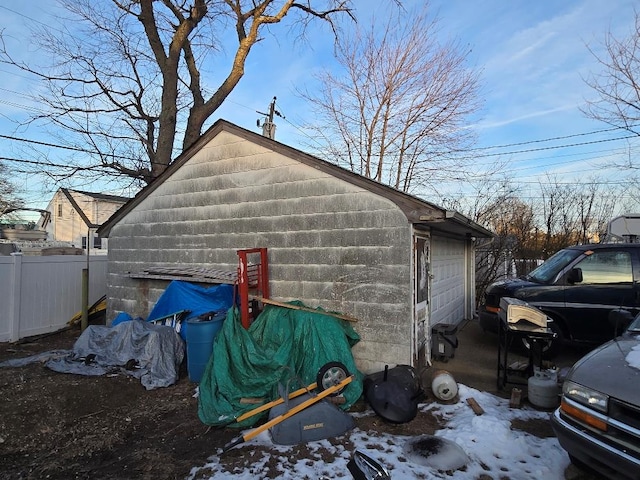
left=197, top=302, right=363, bottom=428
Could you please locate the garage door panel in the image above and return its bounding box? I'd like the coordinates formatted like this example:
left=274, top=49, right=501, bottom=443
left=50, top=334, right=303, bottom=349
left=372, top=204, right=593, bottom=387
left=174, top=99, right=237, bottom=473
left=431, top=236, right=465, bottom=326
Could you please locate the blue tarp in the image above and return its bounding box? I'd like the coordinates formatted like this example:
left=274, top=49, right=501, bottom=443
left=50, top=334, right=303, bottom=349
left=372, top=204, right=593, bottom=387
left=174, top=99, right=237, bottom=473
left=147, top=281, right=235, bottom=339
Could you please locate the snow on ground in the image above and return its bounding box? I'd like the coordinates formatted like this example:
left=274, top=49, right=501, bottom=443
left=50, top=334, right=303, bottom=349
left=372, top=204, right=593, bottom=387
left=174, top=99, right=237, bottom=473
left=188, top=384, right=570, bottom=479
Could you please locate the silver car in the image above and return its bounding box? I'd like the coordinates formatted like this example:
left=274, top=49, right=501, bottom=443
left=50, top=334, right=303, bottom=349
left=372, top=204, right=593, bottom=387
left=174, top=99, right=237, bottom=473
left=551, top=310, right=640, bottom=480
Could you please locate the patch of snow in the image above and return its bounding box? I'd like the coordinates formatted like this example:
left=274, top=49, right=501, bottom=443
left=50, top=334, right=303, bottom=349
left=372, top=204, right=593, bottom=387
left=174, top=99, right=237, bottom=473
left=188, top=384, right=570, bottom=479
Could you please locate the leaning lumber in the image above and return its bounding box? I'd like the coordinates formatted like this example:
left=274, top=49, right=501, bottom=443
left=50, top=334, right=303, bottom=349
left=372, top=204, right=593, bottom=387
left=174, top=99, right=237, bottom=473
left=249, top=296, right=359, bottom=322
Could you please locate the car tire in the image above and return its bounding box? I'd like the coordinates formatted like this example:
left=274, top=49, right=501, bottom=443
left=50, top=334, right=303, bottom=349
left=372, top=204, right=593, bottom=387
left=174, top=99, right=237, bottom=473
left=316, top=361, right=350, bottom=396
left=568, top=454, right=596, bottom=475
left=520, top=319, right=564, bottom=359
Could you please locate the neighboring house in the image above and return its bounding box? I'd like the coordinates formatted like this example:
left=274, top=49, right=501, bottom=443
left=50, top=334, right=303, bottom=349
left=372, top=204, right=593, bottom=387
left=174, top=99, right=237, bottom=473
left=41, top=188, right=129, bottom=252
left=98, top=120, right=493, bottom=373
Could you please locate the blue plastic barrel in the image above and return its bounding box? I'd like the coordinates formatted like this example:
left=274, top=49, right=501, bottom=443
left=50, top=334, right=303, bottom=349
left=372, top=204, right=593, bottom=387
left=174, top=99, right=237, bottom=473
left=185, top=313, right=225, bottom=382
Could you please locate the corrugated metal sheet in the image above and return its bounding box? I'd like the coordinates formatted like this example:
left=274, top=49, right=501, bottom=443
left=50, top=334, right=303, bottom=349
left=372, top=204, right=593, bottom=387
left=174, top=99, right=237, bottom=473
left=129, top=266, right=237, bottom=284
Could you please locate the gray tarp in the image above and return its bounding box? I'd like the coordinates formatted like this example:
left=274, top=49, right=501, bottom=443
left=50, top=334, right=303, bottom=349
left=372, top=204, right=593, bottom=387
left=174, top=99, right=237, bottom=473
left=7, top=320, right=186, bottom=390
left=0, top=350, right=69, bottom=367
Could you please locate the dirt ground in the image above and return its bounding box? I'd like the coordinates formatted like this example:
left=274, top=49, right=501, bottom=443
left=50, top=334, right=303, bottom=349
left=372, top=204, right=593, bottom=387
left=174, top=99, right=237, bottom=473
left=0, top=324, right=566, bottom=480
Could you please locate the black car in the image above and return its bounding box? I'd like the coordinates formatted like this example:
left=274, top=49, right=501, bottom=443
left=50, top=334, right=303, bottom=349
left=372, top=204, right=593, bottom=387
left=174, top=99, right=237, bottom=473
left=551, top=310, right=640, bottom=480
left=479, top=243, right=640, bottom=356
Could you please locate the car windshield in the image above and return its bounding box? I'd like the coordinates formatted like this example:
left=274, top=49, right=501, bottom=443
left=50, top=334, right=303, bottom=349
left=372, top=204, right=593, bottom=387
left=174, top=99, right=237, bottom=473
left=526, top=248, right=583, bottom=283
left=628, top=314, right=640, bottom=333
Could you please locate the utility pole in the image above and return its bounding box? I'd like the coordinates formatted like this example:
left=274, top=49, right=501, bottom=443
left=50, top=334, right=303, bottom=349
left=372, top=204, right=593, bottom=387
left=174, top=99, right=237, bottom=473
left=257, top=97, right=284, bottom=140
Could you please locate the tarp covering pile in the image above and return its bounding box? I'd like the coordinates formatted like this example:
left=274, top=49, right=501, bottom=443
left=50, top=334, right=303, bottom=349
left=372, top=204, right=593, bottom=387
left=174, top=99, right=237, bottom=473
left=198, top=303, right=363, bottom=428
left=46, top=320, right=185, bottom=390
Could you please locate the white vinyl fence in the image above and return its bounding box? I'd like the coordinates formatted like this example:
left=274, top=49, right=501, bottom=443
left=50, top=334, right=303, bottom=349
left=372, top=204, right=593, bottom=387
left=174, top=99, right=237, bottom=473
left=0, top=253, right=107, bottom=342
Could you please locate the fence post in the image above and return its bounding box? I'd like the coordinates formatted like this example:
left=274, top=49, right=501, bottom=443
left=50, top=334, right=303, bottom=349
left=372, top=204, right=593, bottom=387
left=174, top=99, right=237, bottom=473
left=81, top=268, right=89, bottom=331
left=9, top=253, right=23, bottom=342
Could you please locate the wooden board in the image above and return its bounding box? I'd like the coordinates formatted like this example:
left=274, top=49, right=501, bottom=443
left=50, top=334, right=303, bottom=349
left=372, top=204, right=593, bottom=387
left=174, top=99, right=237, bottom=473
left=250, top=296, right=359, bottom=322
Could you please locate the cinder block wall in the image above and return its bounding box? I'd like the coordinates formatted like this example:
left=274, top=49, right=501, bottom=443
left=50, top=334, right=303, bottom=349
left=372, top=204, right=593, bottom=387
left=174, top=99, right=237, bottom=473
left=107, top=131, right=414, bottom=373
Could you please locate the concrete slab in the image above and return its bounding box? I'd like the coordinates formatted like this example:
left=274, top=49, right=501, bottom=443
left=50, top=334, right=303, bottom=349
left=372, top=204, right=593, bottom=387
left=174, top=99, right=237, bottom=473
left=426, top=318, right=593, bottom=401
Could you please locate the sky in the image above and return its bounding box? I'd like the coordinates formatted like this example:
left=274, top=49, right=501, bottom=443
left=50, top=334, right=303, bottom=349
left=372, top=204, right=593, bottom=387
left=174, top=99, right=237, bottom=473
left=1, top=0, right=639, bottom=221
left=189, top=383, right=571, bottom=479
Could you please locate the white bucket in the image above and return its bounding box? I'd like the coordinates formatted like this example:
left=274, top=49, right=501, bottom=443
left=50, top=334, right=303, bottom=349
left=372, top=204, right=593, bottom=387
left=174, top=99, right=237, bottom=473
left=431, top=370, right=458, bottom=402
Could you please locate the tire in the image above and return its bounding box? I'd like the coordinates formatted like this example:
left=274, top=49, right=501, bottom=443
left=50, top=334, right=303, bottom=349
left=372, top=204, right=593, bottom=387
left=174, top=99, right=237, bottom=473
left=520, top=319, right=564, bottom=359
left=316, top=361, right=349, bottom=396
left=568, top=454, right=598, bottom=476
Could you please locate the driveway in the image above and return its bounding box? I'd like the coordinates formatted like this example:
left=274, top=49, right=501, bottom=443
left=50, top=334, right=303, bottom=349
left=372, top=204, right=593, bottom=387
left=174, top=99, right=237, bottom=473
left=429, top=318, right=600, bottom=480
left=430, top=318, right=593, bottom=396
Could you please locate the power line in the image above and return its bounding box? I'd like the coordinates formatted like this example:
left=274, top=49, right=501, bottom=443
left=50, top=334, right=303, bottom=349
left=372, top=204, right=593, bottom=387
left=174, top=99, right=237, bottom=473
left=277, top=107, right=639, bottom=163
left=0, top=133, right=143, bottom=163
left=460, top=126, right=639, bottom=152
left=0, top=90, right=636, bottom=185
left=0, top=4, right=636, bottom=190
left=0, top=134, right=97, bottom=154
left=0, top=86, right=36, bottom=101
left=0, top=99, right=42, bottom=114
left=470, top=135, right=638, bottom=159
left=0, top=38, right=634, bottom=171
left=0, top=155, right=112, bottom=172
left=0, top=5, right=61, bottom=30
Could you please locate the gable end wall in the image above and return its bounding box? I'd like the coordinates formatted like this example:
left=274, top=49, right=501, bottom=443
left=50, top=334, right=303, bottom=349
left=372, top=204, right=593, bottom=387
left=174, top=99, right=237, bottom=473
left=107, top=132, right=414, bottom=372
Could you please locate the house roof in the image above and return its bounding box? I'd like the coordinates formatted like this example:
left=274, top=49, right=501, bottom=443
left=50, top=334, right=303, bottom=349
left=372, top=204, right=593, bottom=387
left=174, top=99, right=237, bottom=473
left=60, top=188, right=96, bottom=229
left=64, top=188, right=130, bottom=203
left=59, top=188, right=131, bottom=230
left=97, top=119, right=494, bottom=239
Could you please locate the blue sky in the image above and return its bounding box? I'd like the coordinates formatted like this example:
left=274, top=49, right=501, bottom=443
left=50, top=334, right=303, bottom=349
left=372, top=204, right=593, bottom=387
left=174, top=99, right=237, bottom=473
left=1, top=0, right=639, bottom=220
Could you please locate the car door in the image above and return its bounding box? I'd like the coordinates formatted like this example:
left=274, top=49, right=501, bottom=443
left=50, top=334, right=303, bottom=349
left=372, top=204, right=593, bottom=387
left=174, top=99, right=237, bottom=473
left=562, top=248, right=636, bottom=343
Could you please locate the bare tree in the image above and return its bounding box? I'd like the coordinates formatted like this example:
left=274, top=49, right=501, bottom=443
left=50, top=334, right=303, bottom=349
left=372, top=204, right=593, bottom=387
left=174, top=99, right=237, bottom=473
left=0, top=162, right=23, bottom=216
left=299, top=5, right=481, bottom=193
left=538, top=176, right=579, bottom=254
left=582, top=11, right=640, bottom=139
left=574, top=180, right=621, bottom=244
left=445, top=169, right=625, bottom=305
left=0, top=0, right=354, bottom=185
left=442, top=175, right=522, bottom=305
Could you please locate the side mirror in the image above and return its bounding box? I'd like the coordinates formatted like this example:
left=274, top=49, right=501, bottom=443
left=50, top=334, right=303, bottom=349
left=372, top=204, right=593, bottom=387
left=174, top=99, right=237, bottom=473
left=567, top=268, right=583, bottom=284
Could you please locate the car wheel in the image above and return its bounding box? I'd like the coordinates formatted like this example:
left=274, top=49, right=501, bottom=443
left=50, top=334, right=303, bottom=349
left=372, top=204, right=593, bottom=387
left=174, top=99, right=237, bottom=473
left=520, top=319, right=564, bottom=359
left=316, top=361, right=350, bottom=396
left=568, top=454, right=598, bottom=475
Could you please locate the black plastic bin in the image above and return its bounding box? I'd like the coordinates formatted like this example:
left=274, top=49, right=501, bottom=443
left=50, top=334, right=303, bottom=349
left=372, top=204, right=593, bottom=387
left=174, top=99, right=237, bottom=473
left=431, top=324, right=458, bottom=361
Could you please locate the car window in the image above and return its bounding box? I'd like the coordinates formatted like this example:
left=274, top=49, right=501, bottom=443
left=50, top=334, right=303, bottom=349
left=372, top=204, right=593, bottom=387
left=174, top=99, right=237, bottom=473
left=575, top=251, right=633, bottom=284
left=527, top=248, right=582, bottom=283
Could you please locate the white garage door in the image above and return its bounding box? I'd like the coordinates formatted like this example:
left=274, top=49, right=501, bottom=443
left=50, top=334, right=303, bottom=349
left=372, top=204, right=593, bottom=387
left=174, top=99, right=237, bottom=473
left=431, top=236, right=466, bottom=326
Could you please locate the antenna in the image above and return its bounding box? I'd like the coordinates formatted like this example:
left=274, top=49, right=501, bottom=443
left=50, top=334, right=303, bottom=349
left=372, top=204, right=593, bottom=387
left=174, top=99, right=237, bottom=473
left=256, top=97, right=284, bottom=140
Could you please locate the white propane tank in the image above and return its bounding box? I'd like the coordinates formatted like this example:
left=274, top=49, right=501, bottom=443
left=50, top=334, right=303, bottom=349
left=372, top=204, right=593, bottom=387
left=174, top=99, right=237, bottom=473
left=527, top=367, right=560, bottom=409
left=431, top=370, right=458, bottom=402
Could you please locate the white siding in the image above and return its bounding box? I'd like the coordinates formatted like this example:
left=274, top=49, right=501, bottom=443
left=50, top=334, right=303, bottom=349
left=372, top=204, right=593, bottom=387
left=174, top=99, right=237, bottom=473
left=107, top=131, right=414, bottom=373
left=0, top=255, right=107, bottom=341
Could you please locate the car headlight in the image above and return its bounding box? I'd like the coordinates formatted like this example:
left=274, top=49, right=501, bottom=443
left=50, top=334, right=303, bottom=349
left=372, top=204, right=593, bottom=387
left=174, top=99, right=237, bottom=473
left=563, top=380, right=608, bottom=413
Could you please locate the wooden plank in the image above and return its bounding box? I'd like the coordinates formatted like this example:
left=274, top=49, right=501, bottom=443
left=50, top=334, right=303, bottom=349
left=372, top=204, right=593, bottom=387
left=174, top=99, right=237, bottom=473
left=466, top=397, right=484, bottom=415
left=129, top=265, right=238, bottom=283
left=250, top=296, right=359, bottom=322
left=129, top=273, right=234, bottom=284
